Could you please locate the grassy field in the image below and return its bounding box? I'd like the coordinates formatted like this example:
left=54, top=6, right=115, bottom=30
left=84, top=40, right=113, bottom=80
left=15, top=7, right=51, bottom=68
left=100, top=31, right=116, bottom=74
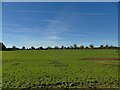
left=2, top=49, right=119, bottom=88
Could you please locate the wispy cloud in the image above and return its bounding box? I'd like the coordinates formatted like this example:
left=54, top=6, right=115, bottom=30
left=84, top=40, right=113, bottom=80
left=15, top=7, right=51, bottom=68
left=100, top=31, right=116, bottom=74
left=8, top=10, right=109, bottom=16
left=3, top=33, right=27, bottom=38
left=40, top=20, right=59, bottom=23
left=3, top=25, right=44, bottom=33
left=21, top=17, right=59, bottom=23
left=44, top=36, right=61, bottom=41
left=3, top=23, right=20, bottom=27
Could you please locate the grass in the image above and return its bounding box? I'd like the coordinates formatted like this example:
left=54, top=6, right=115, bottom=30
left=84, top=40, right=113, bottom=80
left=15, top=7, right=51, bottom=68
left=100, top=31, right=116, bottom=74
left=2, top=49, right=119, bottom=88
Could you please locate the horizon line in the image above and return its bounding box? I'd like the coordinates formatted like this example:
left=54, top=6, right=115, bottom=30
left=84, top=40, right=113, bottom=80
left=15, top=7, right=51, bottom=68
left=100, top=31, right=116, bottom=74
left=0, top=42, right=118, bottom=48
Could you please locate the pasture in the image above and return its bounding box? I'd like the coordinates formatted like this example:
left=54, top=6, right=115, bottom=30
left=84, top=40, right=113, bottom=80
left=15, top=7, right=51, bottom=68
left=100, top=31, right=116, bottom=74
left=2, top=49, right=119, bottom=88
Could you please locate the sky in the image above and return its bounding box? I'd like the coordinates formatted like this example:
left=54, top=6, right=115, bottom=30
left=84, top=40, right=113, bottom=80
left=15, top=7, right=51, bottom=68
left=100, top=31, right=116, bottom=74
left=2, top=2, right=118, bottom=48
left=2, top=0, right=120, bottom=2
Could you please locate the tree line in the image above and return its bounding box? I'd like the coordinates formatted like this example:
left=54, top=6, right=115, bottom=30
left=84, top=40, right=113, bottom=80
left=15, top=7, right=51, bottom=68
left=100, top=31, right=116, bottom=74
left=0, top=42, right=119, bottom=51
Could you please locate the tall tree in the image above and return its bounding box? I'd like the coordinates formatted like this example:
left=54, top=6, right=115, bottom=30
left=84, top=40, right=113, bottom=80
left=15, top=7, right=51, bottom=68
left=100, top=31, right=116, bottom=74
left=61, top=45, right=65, bottom=49
left=0, top=43, right=6, bottom=50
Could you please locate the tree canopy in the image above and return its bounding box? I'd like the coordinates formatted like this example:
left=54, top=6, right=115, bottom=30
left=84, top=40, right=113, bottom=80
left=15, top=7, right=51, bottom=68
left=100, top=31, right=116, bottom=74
left=0, top=42, right=119, bottom=51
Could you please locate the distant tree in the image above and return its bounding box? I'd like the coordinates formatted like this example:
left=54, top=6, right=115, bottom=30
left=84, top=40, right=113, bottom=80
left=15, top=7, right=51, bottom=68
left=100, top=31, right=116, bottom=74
left=89, top=44, right=94, bottom=49
left=28, top=48, right=31, bottom=50
left=66, top=46, right=70, bottom=49
left=105, top=44, right=109, bottom=49
left=109, top=45, right=114, bottom=49
left=85, top=46, right=89, bottom=49
left=31, top=46, right=35, bottom=50
left=70, top=46, right=74, bottom=49
left=39, top=46, right=44, bottom=50
left=54, top=46, right=59, bottom=49
left=61, top=45, right=65, bottom=49
left=80, top=45, right=84, bottom=49
left=0, top=43, right=6, bottom=50
left=12, top=46, right=17, bottom=50
left=26, top=48, right=29, bottom=50
left=6, top=48, right=12, bottom=51
left=22, top=46, right=25, bottom=50
left=100, top=45, right=104, bottom=49
left=46, top=46, right=52, bottom=50
left=64, top=47, right=67, bottom=49
left=73, top=44, right=77, bottom=49
left=0, top=43, right=2, bottom=50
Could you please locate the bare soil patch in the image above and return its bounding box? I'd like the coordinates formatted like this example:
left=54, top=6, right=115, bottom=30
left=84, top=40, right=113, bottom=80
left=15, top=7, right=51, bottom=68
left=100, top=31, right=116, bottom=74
left=82, top=58, right=120, bottom=60
left=82, top=57, right=119, bottom=65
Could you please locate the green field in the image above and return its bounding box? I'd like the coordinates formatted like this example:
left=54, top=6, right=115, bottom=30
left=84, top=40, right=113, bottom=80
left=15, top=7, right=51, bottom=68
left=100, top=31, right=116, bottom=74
left=2, top=49, right=119, bottom=88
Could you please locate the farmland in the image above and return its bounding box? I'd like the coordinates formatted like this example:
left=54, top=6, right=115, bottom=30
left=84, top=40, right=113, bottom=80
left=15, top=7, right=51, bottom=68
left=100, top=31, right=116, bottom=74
left=2, top=49, right=119, bottom=88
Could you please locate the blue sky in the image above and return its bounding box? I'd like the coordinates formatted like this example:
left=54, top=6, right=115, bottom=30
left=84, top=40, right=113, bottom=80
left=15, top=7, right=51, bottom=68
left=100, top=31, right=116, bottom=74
left=2, top=2, right=118, bottom=48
